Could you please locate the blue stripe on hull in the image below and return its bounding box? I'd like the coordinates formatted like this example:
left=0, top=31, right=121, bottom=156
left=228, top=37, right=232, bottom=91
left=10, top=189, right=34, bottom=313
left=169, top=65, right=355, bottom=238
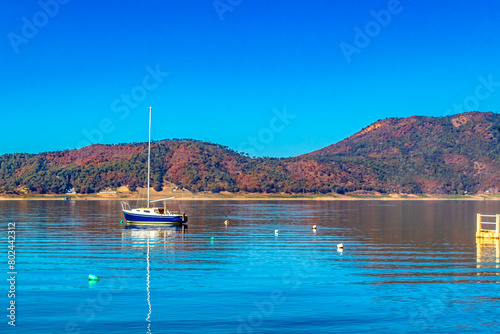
left=123, top=211, right=186, bottom=224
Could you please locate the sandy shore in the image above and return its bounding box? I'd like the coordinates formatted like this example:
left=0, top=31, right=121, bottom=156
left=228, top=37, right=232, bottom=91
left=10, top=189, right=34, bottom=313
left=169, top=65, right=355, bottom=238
left=4, top=184, right=498, bottom=201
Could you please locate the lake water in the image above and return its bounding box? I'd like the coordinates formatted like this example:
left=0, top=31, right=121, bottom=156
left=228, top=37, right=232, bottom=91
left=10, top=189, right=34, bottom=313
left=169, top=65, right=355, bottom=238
left=1, top=200, right=500, bottom=333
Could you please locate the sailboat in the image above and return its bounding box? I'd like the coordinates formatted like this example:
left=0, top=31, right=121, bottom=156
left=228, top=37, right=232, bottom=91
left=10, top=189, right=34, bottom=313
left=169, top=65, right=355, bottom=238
left=121, top=107, right=188, bottom=225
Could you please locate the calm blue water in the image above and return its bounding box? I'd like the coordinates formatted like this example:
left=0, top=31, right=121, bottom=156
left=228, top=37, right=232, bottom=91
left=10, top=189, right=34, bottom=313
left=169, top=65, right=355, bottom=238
left=1, top=200, right=500, bottom=333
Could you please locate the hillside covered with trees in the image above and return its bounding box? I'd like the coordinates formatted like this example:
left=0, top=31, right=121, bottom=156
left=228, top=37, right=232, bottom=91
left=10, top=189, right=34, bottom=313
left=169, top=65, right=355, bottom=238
left=1, top=112, right=499, bottom=196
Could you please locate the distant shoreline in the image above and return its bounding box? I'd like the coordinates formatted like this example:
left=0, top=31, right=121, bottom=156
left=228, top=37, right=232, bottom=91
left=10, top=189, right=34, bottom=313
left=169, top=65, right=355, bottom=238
left=1, top=193, right=498, bottom=201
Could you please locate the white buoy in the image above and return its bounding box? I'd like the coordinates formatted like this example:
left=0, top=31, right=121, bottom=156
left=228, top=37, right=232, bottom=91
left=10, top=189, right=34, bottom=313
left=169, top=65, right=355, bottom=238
left=224, top=220, right=229, bottom=225
left=275, top=229, right=279, bottom=234
left=312, top=225, right=317, bottom=230
left=337, top=243, right=344, bottom=250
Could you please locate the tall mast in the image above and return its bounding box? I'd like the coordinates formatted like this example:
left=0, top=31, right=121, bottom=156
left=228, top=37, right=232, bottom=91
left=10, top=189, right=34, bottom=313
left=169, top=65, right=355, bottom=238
left=147, top=106, right=151, bottom=208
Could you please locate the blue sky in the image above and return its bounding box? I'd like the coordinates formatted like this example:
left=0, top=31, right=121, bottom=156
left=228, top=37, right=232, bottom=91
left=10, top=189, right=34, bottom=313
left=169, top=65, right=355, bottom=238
left=1, top=0, right=500, bottom=157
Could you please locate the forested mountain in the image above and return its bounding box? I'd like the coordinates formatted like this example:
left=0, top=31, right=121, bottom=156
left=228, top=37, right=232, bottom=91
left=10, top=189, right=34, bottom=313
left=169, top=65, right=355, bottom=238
left=1, top=112, right=499, bottom=195
left=306, top=112, right=500, bottom=194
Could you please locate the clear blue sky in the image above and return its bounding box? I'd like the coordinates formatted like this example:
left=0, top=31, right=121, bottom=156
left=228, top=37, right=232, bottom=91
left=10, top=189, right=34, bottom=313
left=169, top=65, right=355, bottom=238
left=1, top=0, right=500, bottom=157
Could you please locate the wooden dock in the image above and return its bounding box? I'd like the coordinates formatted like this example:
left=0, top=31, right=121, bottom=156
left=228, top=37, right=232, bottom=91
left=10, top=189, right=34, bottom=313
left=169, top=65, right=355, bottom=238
left=476, top=237, right=499, bottom=272
left=476, top=214, right=500, bottom=239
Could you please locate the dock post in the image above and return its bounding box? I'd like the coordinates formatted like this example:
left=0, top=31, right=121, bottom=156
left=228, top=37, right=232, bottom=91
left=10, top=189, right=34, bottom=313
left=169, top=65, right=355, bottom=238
left=496, top=214, right=500, bottom=238
left=477, top=213, right=482, bottom=238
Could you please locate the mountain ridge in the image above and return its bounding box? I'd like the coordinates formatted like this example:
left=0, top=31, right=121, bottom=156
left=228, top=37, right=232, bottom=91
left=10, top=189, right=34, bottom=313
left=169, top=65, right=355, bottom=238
left=1, top=112, right=499, bottom=195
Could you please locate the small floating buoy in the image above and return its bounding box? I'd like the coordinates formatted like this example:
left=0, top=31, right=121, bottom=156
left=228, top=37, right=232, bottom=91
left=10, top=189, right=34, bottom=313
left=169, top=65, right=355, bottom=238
left=312, top=225, right=317, bottom=230
left=120, top=220, right=124, bottom=226
left=275, top=229, right=279, bottom=234
left=211, top=236, right=214, bottom=241
left=224, top=220, right=229, bottom=225
left=88, top=274, right=99, bottom=282
left=337, top=243, right=344, bottom=250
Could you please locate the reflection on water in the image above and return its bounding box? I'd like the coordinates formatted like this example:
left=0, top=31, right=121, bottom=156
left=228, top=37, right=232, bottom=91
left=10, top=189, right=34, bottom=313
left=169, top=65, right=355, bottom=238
left=477, top=238, right=500, bottom=274
left=122, top=225, right=188, bottom=334
left=2, top=200, right=500, bottom=333
left=146, top=235, right=151, bottom=334
left=121, top=225, right=187, bottom=246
